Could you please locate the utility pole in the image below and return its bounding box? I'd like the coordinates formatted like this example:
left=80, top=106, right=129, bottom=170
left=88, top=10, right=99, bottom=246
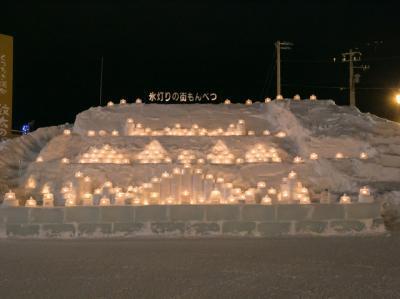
left=275, top=41, right=293, bottom=97
left=341, top=49, right=369, bottom=107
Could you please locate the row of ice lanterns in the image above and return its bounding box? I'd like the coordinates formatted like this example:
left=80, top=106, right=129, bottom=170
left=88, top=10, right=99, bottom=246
left=17, top=169, right=312, bottom=207
left=3, top=176, right=373, bottom=208
left=104, top=95, right=317, bottom=107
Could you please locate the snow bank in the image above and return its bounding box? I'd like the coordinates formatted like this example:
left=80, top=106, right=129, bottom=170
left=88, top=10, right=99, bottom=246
left=2, top=100, right=400, bottom=204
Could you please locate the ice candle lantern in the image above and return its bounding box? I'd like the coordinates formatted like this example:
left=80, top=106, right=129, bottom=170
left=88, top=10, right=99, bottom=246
left=358, top=186, right=374, bottom=203
left=2, top=190, right=19, bottom=207
left=340, top=194, right=351, bottom=204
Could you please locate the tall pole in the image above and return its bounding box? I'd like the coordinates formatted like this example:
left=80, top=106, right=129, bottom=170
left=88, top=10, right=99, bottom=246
left=275, top=41, right=281, bottom=96
left=99, top=56, right=104, bottom=106
left=341, top=49, right=368, bottom=107
left=349, top=50, right=355, bottom=107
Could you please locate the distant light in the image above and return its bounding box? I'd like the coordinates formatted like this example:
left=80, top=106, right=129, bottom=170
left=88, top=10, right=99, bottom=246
left=396, top=94, right=400, bottom=105
left=21, top=123, right=30, bottom=135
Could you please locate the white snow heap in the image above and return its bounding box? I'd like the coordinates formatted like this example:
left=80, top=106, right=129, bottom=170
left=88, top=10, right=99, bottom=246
left=136, top=140, right=171, bottom=163
left=78, top=144, right=130, bottom=164
left=3, top=100, right=400, bottom=206
left=207, top=140, right=235, bottom=164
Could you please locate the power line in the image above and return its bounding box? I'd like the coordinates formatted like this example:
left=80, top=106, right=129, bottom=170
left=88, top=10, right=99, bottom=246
left=282, top=83, right=399, bottom=91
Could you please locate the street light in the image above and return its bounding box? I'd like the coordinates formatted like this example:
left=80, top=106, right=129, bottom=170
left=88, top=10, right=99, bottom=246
left=396, top=94, right=400, bottom=105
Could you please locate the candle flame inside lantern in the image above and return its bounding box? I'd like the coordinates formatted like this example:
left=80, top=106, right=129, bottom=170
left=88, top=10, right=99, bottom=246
left=61, top=158, right=70, bottom=164
left=25, top=197, right=37, bottom=207
left=335, top=152, right=344, bottom=159
left=87, top=130, right=96, bottom=137
left=36, top=156, right=44, bottom=162
left=340, top=194, right=351, bottom=204
left=63, top=129, right=71, bottom=136
left=245, top=99, right=252, bottom=105
left=265, top=97, right=272, bottom=103
left=224, top=99, right=231, bottom=104
left=99, top=197, right=111, bottom=206
left=261, top=195, right=272, bottom=205
left=360, top=152, right=368, bottom=159
left=310, top=153, right=318, bottom=160
left=360, top=186, right=370, bottom=196
left=275, top=131, right=286, bottom=138
left=276, top=95, right=284, bottom=100
left=293, top=156, right=304, bottom=163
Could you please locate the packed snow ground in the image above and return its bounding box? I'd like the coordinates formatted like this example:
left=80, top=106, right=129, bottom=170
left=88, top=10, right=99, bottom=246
left=1, top=100, right=400, bottom=203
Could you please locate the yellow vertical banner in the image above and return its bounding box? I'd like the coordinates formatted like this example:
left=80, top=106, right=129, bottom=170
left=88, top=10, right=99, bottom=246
left=0, top=34, right=13, bottom=137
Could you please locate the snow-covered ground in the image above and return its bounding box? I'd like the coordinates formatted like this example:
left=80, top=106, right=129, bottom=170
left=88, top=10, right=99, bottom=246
left=2, top=99, right=400, bottom=204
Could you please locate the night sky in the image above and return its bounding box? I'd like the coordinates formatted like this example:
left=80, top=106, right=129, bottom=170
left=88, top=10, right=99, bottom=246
left=2, top=1, right=400, bottom=129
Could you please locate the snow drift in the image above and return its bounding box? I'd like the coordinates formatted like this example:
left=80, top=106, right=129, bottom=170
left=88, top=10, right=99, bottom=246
left=1, top=99, right=400, bottom=204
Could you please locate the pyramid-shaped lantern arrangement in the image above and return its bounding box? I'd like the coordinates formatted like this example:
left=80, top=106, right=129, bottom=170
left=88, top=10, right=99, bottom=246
left=207, top=140, right=235, bottom=164
left=177, top=150, right=197, bottom=164
left=245, top=144, right=270, bottom=163
left=136, top=140, right=172, bottom=163
left=78, top=144, right=130, bottom=164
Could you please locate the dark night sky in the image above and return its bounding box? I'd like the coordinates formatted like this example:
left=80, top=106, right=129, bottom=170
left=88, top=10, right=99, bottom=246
left=2, top=0, right=400, bottom=129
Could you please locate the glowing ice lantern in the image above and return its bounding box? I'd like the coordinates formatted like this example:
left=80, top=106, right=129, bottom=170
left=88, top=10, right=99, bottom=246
left=115, top=192, right=126, bottom=205
left=310, top=153, right=318, bottom=160
left=263, top=130, right=270, bottom=136
left=288, top=171, right=297, bottom=179
left=87, top=130, right=96, bottom=137
left=340, top=194, right=351, bottom=204
left=309, top=94, right=317, bottom=100
left=293, top=94, right=301, bottom=100
left=264, top=97, right=271, bottom=103
left=82, top=193, right=94, bottom=206
left=64, top=194, right=76, bottom=207
left=261, top=195, right=272, bottom=205
left=25, top=197, right=37, bottom=207
left=120, top=98, right=127, bottom=104
left=236, top=158, right=244, bottom=165
left=181, top=190, right=191, bottom=204
left=111, top=130, right=119, bottom=136
left=360, top=152, right=368, bottom=160
left=209, top=189, right=222, bottom=204
left=276, top=95, right=284, bottom=100
left=61, top=158, right=70, bottom=164
left=293, top=156, right=304, bottom=164
left=107, top=101, right=114, bottom=107
left=244, top=189, right=256, bottom=203
left=63, top=129, right=71, bottom=136
left=41, top=184, right=51, bottom=194
left=358, top=186, right=374, bottom=203
left=268, top=188, right=277, bottom=195
left=335, top=152, right=344, bottom=159
left=26, top=176, right=36, bottom=189
left=275, top=131, right=286, bottom=138
left=245, top=99, right=253, bottom=105
left=299, top=196, right=311, bottom=204
left=36, top=156, right=44, bottom=162
left=248, top=130, right=255, bottom=136
left=135, top=98, right=142, bottom=104
left=224, top=99, right=231, bottom=104
left=99, top=197, right=111, bottom=206
left=98, top=130, right=107, bottom=136
left=3, top=190, right=19, bottom=207
left=43, top=193, right=54, bottom=207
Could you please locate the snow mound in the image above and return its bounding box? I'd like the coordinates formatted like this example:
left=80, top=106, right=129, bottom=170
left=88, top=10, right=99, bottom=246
left=2, top=100, right=400, bottom=203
